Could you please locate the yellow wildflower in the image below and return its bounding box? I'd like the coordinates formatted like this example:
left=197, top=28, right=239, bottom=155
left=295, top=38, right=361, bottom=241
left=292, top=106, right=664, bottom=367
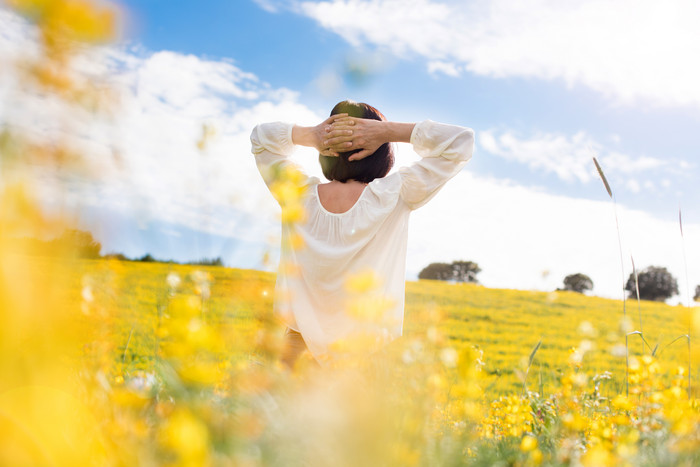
left=520, top=434, right=538, bottom=452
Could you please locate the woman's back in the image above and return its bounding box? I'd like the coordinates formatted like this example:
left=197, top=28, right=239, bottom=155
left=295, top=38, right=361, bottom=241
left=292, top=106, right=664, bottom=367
left=251, top=113, right=474, bottom=365
left=288, top=172, right=410, bottom=356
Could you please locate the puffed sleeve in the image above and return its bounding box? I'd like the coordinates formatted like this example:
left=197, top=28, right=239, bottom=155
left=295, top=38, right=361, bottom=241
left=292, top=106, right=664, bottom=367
left=399, top=120, right=474, bottom=210
left=250, top=122, right=315, bottom=206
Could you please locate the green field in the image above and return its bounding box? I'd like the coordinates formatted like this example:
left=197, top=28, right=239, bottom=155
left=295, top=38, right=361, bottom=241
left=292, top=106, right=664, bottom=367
left=66, top=258, right=697, bottom=397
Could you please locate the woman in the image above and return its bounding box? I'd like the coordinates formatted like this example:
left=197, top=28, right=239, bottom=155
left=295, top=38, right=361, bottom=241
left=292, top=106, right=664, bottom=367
left=251, top=100, right=474, bottom=368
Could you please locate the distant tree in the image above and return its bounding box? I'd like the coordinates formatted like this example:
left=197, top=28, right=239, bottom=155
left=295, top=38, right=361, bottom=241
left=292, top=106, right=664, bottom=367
left=51, top=229, right=101, bottom=258
left=188, top=257, right=223, bottom=266
left=452, top=260, right=481, bottom=283
left=418, top=262, right=453, bottom=281
left=695, top=285, right=700, bottom=302
left=138, top=253, right=156, bottom=262
left=419, top=261, right=481, bottom=283
left=625, top=266, right=678, bottom=302
left=562, top=273, right=593, bottom=294
left=103, top=252, right=129, bottom=261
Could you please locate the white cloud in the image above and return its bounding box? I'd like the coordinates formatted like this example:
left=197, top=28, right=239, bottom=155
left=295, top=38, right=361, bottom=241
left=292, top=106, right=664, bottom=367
left=299, top=0, right=453, bottom=56
left=405, top=170, right=700, bottom=304
left=625, top=179, right=641, bottom=193
left=603, top=151, right=667, bottom=174
left=480, top=130, right=599, bottom=183
left=427, top=60, right=460, bottom=77
left=292, top=0, right=700, bottom=109
left=252, top=0, right=282, bottom=13
left=479, top=129, right=669, bottom=189
left=0, top=8, right=322, bottom=245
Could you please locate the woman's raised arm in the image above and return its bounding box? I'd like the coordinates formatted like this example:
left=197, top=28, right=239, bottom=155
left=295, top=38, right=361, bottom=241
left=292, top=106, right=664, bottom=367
left=250, top=113, right=351, bottom=199
left=398, top=120, right=474, bottom=209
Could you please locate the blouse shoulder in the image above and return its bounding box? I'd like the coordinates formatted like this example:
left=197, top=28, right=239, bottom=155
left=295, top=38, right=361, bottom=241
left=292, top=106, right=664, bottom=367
left=304, top=176, right=321, bottom=191
left=368, top=172, right=401, bottom=194
left=364, top=173, right=402, bottom=208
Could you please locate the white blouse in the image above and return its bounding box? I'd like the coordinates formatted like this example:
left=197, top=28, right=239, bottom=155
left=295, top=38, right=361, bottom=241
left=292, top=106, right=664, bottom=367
left=251, top=120, right=474, bottom=364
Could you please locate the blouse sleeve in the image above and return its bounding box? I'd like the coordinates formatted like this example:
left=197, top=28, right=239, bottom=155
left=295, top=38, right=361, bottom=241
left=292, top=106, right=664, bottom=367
left=250, top=122, right=315, bottom=206
left=398, top=120, right=475, bottom=210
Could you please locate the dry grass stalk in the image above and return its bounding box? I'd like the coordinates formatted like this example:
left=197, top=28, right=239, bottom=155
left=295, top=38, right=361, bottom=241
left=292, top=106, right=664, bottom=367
left=678, top=205, right=692, bottom=395
left=522, top=338, right=542, bottom=396
left=592, top=157, right=627, bottom=319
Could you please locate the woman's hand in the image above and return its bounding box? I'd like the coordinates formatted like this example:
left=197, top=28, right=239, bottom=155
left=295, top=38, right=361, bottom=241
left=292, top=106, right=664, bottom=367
left=292, top=113, right=348, bottom=156
left=324, top=117, right=387, bottom=161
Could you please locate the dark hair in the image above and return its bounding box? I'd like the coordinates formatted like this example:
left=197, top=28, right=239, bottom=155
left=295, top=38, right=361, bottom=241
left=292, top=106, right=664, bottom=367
left=319, top=100, right=394, bottom=183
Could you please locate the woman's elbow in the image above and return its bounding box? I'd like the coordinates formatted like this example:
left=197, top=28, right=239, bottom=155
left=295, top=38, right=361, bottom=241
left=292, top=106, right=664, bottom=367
left=459, top=128, right=475, bottom=162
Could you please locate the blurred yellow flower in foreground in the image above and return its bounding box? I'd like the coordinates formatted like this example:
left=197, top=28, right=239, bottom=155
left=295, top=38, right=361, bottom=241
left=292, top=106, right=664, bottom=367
left=159, top=408, right=209, bottom=467
left=0, top=385, right=107, bottom=465
left=581, top=444, right=616, bottom=467
left=270, top=166, right=308, bottom=225
left=520, top=434, right=538, bottom=452
left=9, top=0, right=118, bottom=45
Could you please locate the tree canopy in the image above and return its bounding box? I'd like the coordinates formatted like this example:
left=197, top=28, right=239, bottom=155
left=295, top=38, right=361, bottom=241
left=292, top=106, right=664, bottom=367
left=625, top=266, right=678, bottom=302
left=562, top=273, right=593, bottom=294
left=418, top=261, right=481, bottom=283
left=54, top=229, right=102, bottom=258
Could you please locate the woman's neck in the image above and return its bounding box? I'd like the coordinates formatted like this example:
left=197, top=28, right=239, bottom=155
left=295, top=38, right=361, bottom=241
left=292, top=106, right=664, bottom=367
left=318, top=179, right=368, bottom=213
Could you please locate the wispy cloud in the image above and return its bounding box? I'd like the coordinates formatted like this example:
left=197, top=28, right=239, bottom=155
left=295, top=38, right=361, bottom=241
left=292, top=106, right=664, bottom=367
left=252, top=0, right=282, bottom=13
left=479, top=129, right=669, bottom=190
left=427, top=60, right=460, bottom=77
left=285, top=0, right=700, bottom=109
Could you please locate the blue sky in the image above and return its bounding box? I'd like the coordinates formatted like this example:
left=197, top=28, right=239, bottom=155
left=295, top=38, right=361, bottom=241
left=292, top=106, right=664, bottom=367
left=118, top=0, right=700, bottom=218
left=2, top=0, right=699, bottom=301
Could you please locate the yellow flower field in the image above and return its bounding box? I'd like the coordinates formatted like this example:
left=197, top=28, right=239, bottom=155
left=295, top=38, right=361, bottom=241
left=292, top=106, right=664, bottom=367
left=2, top=253, right=699, bottom=465
left=56, top=258, right=698, bottom=398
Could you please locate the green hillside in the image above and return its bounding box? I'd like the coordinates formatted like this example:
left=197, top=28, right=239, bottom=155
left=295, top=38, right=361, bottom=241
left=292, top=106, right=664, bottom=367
left=66, top=259, right=698, bottom=397
left=404, top=279, right=695, bottom=395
